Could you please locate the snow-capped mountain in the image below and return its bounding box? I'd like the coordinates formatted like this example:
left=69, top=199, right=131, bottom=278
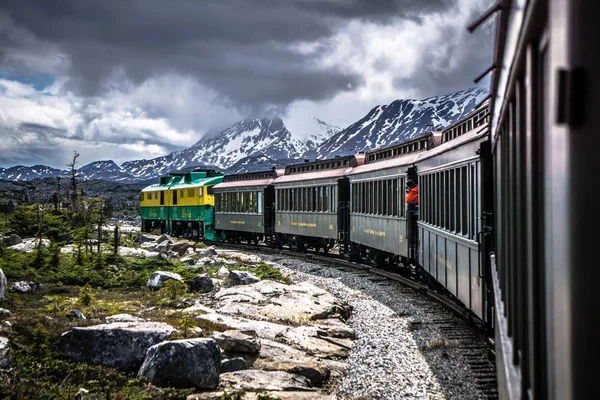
left=308, top=87, right=488, bottom=159
left=0, top=165, right=68, bottom=181
left=301, top=118, right=342, bottom=149
left=120, top=117, right=323, bottom=179
left=78, top=160, right=137, bottom=182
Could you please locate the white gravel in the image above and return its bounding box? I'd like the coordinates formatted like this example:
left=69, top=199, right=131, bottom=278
left=260, top=253, right=491, bottom=400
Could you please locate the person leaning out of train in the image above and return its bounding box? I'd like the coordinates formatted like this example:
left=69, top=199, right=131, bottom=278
left=405, top=180, right=418, bottom=205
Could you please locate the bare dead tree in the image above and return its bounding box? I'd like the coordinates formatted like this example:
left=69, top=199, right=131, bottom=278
left=66, top=151, right=79, bottom=212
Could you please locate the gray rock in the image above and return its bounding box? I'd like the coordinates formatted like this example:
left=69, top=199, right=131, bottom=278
left=147, top=271, right=183, bottom=289
left=190, top=274, right=214, bottom=293
left=155, top=240, right=172, bottom=253
left=1, top=234, right=22, bottom=247
left=197, top=247, right=218, bottom=257
left=2, top=321, right=11, bottom=328
left=216, top=266, right=230, bottom=278
left=0, top=308, right=12, bottom=318
left=138, top=338, right=220, bottom=389
left=0, top=269, right=6, bottom=301
left=220, top=357, right=247, bottom=373
left=213, top=330, right=261, bottom=354
left=140, top=241, right=159, bottom=250
left=156, top=234, right=174, bottom=244
left=8, top=238, right=50, bottom=253
left=180, top=256, right=196, bottom=265
left=119, top=247, right=159, bottom=258
left=224, top=270, right=260, bottom=287
left=276, top=325, right=352, bottom=359
left=214, top=281, right=350, bottom=324
left=105, top=314, right=145, bottom=323
left=58, top=322, right=175, bottom=370
left=171, top=241, right=194, bottom=256
left=254, top=340, right=330, bottom=385
left=219, top=370, right=310, bottom=392
left=68, top=309, right=86, bottom=320
left=195, top=313, right=287, bottom=340
left=196, top=257, right=219, bottom=267
left=10, top=281, right=43, bottom=294
left=0, top=336, right=11, bottom=368
left=138, top=234, right=160, bottom=244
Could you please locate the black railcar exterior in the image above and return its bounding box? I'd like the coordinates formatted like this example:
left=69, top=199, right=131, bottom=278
left=213, top=170, right=279, bottom=244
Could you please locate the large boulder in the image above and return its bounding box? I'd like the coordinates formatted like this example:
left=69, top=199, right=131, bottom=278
left=147, top=271, right=183, bottom=289
left=0, top=308, right=11, bottom=319
left=218, top=370, right=311, bottom=392
left=214, top=281, right=350, bottom=324
left=254, top=340, right=330, bottom=385
left=138, top=338, right=220, bottom=389
left=1, top=234, right=22, bottom=247
left=213, top=330, right=261, bottom=354
left=8, top=238, right=50, bottom=253
left=10, top=281, right=43, bottom=294
left=190, top=274, right=214, bottom=293
left=224, top=270, right=260, bottom=287
left=197, top=247, right=218, bottom=257
left=276, top=325, right=352, bottom=359
left=57, top=322, right=175, bottom=370
left=171, top=241, right=194, bottom=256
left=0, top=269, right=6, bottom=301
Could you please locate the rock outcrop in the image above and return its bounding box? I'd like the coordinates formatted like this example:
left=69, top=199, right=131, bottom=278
left=220, top=357, right=247, bottom=373
left=8, top=238, right=50, bottom=253
left=213, top=330, right=261, bottom=354
left=224, top=270, right=260, bottom=287
left=218, top=370, right=311, bottom=392
left=10, top=281, right=43, bottom=294
left=105, top=314, right=145, bottom=323
left=58, top=322, right=175, bottom=370
left=138, top=338, right=220, bottom=389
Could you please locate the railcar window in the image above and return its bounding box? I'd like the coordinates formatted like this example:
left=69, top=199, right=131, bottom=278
left=470, top=164, right=476, bottom=240
left=332, top=185, right=336, bottom=212
left=461, top=166, right=468, bottom=236
left=393, top=179, right=399, bottom=217
left=450, top=170, right=455, bottom=232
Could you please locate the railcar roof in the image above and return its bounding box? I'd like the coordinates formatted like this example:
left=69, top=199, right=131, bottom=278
left=213, top=178, right=276, bottom=189
left=349, top=125, right=488, bottom=175
left=169, top=175, right=223, bottom=189
left=274, top=167, right=352, bottom=184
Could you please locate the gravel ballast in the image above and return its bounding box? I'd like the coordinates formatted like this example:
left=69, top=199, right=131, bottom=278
left=258, top=253, right=493, bottom=400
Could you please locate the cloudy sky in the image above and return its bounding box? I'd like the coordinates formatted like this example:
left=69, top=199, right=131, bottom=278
left=0, top=0, right=493, bottom=169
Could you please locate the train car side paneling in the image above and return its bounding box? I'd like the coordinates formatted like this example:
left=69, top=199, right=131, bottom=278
left=275, top=177, right=340, bottom=240
left=416, top=130, right=487, bottom=318
left=348, top=168, right=408, bottom=257
left=214, top=185, right=267, bottom=235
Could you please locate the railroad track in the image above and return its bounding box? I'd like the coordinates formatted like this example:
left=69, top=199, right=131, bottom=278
left=209, top=240, right=499, bottom=398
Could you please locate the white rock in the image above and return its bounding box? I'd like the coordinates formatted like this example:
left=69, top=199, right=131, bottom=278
left=105, top=314, right=145, bottom=323
left=147, top=271, right=183, bottom=289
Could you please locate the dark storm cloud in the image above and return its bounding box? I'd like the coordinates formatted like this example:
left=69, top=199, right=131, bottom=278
left=0, top=0, right=453, bottom=113
left=392, top=4, right=494, bottom=97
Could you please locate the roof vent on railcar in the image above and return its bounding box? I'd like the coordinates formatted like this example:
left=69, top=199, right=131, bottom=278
left=222, top=169, right=279, bottom=182
left=440, top=99, right=490, bottom=144
left=284, top=154, right=356, bottom=175
left=364, top=133, right=433, bottom=164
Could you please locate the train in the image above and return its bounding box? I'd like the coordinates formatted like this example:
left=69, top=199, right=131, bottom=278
left=140, top=0, right=600, bottom=397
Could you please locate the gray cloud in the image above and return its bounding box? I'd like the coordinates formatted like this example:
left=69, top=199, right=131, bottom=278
left=0, top=0, right=453, bottom=113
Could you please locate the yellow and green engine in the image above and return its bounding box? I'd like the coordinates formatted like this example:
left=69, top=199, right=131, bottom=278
left=140, top=169, right=224, bottom=240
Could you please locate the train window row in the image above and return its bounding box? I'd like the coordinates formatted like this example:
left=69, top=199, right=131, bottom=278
left=276, top=186, right=337, bottom=213
left=442, top=108, right=490, bottom=143
left=419, top=163, right=479, bottom=240
left=215, top=191, right=262, bottom=214
left=350, top=178, right=405, bottom=217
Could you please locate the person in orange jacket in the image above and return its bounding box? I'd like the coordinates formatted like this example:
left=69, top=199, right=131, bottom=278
left=405, top=180, right=418, bottom=205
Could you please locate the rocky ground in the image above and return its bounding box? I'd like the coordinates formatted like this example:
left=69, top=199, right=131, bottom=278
left=0, top=233, right=493, bottom=399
